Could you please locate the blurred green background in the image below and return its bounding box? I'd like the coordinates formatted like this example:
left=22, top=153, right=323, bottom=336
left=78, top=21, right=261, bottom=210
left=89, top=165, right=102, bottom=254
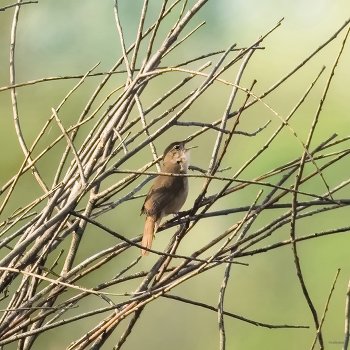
left=1, top=0, right=350, bottom=349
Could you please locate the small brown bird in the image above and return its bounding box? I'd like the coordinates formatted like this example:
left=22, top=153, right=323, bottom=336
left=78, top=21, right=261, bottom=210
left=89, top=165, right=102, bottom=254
left=140, top=141, right=191, bottom=256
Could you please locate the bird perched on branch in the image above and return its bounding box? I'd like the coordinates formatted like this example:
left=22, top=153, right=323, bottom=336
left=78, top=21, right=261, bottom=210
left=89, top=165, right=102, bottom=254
left=140, top=141, right=193, bottom=256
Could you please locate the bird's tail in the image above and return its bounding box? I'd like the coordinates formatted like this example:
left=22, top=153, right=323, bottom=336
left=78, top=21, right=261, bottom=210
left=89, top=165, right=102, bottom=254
left=141, top=216, right=156, bottom=256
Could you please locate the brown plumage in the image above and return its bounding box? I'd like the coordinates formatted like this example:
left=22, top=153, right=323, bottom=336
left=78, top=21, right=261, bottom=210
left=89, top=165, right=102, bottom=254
left=140, top=141, right=190, bottom=256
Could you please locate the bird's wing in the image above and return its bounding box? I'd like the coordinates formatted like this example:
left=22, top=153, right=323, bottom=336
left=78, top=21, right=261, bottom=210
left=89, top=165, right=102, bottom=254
left=141, top=176, right=184, bottom=216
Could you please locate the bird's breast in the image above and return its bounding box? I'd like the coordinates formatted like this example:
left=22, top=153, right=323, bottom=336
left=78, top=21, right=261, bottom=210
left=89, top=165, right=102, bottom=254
left=164, top=177, right=188, bottom=214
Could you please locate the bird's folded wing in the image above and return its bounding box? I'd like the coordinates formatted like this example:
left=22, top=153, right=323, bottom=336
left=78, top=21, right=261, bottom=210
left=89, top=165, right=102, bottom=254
left=141, top=176, right=184, bottom=216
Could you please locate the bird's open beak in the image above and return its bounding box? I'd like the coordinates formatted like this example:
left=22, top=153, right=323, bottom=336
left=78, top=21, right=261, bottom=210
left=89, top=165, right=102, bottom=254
left=185, top=145, right=198, bottom=151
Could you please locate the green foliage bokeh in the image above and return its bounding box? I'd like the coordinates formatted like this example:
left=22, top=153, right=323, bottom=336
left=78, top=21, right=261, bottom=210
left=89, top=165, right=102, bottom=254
left=1, top=1, right=350, bottom=349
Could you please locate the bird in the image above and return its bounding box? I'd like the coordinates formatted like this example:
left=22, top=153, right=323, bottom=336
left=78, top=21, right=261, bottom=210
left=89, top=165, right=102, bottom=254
left=140, top=141, right=192, bottom=256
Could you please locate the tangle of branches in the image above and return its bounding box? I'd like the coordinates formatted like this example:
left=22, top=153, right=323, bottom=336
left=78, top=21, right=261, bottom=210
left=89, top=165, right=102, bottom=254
left=0, top=1, right=350, bottom=349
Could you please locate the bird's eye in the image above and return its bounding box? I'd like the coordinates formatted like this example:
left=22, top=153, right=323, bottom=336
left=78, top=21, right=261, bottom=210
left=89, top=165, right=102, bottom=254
left=174, top=144, right=180, bottom=150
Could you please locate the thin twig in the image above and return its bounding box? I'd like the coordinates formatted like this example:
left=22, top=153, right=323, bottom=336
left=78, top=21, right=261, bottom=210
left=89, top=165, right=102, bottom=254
left=0, top=1, right=37, bottom=11
left=162, top=294, right=308, bottom=329
left=344, top=278, right=350, bottom=350
left=52, top=108, right=86, bottom=186
left=310, top=269, right=340, bottom=350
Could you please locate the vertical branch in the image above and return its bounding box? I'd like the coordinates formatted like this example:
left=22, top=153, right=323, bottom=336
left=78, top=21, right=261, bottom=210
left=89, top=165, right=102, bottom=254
left=145, top=0, right=169, bottom=61
left=189, top=78, right=256, bottom=234
left=9, top=0, right=48, bottom=195
left=170, top=0, right=189, bottom=34
left=113, top=308, right=144, bottom=350
left=218, top=262, right=231, bottom=350
left=208, top=48, right=254, bottom=172
left=343, top=279, right=350, bottom=350
left=290, top=176, right=323, bottom=349
left=10, top=0, right=25, bottom=155
left=134, top=95, right=161, bottom=171
left=114, top=0, right=132, bottom=84
left=51, top=62, right=101, bottom=187
left=310, top=269, right=340, bottom=350
left=290, top=24, right=350, bottom=350
left=130, top=0, right=149, bottom=75
left=296, top=25, right=350, bottom=199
